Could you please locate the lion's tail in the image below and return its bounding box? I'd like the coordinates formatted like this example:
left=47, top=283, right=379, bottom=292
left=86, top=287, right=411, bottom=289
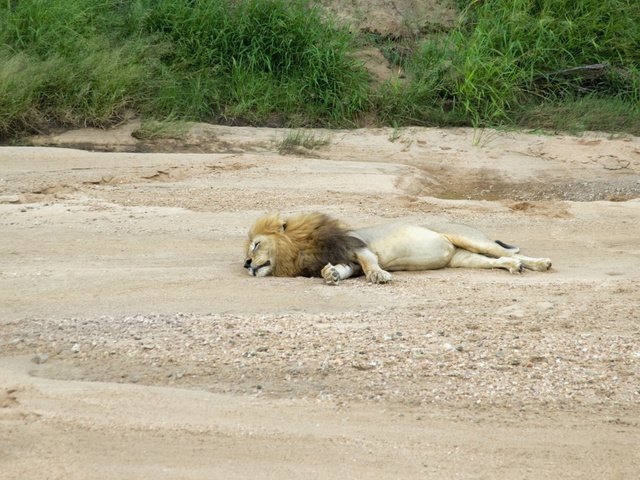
left=495, top=240, right=520, bottom=253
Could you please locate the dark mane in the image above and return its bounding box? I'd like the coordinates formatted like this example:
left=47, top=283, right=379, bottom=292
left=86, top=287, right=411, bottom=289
left=249, top=212, right=366, bottom=277
left=295, top=217, right=366, bottom=277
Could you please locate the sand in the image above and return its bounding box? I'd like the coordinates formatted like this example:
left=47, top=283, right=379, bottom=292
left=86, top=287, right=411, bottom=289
left=1, top=124, right=639, bottom=479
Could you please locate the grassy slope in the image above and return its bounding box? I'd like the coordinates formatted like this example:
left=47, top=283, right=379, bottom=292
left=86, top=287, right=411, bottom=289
left=380, top=0, right=640, bottom=132
left=1, top=0, right=638, bottom=140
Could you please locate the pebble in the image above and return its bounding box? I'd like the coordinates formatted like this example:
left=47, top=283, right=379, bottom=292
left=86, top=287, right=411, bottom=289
left=2, top=286, right=637, bottom=411
left=32, top=353, right=49, bottom=364
left=442, top=343, right=456, bottom=352
left=0, top=195, right=21, bottom=204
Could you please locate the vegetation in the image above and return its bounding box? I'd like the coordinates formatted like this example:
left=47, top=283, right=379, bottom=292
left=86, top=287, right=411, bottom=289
left=276, top=129, right=330, bottom=154
left=1, top=0, right=639, bottom=140
left=380, top=0, right=640, bottom=131
left=0, top=0, right=368, bottom=139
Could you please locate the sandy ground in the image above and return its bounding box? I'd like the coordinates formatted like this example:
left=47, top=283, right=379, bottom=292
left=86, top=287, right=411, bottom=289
left=1, top=125, right=640, bottom=479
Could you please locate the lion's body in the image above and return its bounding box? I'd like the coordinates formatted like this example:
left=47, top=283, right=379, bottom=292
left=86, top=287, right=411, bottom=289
left=244, top=212, right=552, bottom=284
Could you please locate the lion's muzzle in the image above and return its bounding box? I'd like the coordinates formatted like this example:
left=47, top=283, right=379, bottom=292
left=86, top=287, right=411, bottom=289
left=245, top=259, right=271, bottom=277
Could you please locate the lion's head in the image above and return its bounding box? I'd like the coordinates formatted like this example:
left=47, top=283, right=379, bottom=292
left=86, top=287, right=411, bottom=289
left=243, top=213, right=285, bottom=277
left=244, top=212, right=366, bottom=278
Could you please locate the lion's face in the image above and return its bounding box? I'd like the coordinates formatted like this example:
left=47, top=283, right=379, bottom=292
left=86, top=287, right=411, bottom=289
left=244, top=234, right=277, bottom=277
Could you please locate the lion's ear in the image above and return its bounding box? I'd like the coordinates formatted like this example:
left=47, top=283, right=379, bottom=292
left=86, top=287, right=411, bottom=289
left=281, top=222, right=287, bottom=232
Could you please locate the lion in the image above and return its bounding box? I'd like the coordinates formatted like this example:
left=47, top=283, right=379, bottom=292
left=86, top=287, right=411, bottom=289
left=244, top=212, right=552, bottom=284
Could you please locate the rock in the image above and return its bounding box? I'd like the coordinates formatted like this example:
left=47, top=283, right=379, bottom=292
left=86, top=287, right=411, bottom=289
left=0, top=195, right=21, bottom=204
left=442, top=342, right=456, bottom=352
left=32, top=353, right=49, bottom=364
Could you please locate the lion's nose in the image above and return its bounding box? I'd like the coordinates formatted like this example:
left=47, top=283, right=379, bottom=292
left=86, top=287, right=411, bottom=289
left=243, top=259, right=252, bottom=269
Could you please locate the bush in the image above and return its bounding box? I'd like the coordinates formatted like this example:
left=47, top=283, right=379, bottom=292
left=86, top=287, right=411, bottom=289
left=1, top=0, right=639, bottom=138
left=0, top=0, right=370, bottom=139
left=384, top=0, right=640, bottom=129
left=0, top=0, right=151, bottom=137
left=143, top=0, right=370, bottom=124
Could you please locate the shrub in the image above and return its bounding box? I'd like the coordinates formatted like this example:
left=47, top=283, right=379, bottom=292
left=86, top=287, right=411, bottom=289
left=385, top=0, right=640, bottom=128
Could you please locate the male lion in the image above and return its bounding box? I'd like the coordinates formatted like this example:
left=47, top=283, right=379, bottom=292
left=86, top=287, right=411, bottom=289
left=244, top=212, right=551, bottom=284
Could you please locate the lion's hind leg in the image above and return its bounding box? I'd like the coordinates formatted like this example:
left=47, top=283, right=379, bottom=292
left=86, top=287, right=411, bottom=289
left=441, top=229, right=553, bottom=271
left=514, top=254, right=552, bottom=271
left=445, top=231, right=552, bottom=272
left=449, top=249, right=552, bottom=273
left=449, top=249, right=524, bottom=274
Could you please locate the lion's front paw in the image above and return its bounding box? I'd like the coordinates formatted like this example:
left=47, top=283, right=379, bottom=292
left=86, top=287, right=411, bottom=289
left=321, top=263, right=341, bottom=285
left=366, top=269, right=392, bottom=284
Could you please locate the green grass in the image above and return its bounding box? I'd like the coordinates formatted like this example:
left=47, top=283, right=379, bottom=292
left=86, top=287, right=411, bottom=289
left=276, top=130, right=330, bottom=154
left=142, top=0, right=370, bottom=124
left=133, top=120, right=193, bottom=140
left=0, top=0, right=151, bottom=137
left=512, top=96, right=640, bottom=135
left=1, top=0, right=639, bottom=140
left=0, top=0, right=370, bottom=139
left=381, top=0, right=640, bottom=132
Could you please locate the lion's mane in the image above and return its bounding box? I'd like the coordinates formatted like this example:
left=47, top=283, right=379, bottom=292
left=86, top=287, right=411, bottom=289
left=249, top=212, right=366, bottom=277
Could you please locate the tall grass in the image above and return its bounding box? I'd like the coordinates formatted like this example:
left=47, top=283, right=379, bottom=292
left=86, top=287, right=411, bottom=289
left=276, top=129, right=330, bottom=154
left=380, top=0, right=640, bottom=131
left=1, top=0, right=639, bottom=139
left=0, top=0, right=151, bottom=137
left=142, top=0, right=370, bottom=124
left=0, top=0, right=370, bottom=139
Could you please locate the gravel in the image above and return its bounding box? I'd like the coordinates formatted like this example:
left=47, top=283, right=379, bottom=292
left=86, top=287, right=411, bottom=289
left=4, top=281, right=638, bottom=414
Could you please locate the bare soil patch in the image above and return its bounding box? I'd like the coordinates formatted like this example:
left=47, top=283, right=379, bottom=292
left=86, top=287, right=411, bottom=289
left=1, top=124, right=639, bottom=479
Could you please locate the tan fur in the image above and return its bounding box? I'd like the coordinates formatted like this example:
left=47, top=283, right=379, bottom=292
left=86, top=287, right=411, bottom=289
left=244, top=212, right=552, bottom=284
